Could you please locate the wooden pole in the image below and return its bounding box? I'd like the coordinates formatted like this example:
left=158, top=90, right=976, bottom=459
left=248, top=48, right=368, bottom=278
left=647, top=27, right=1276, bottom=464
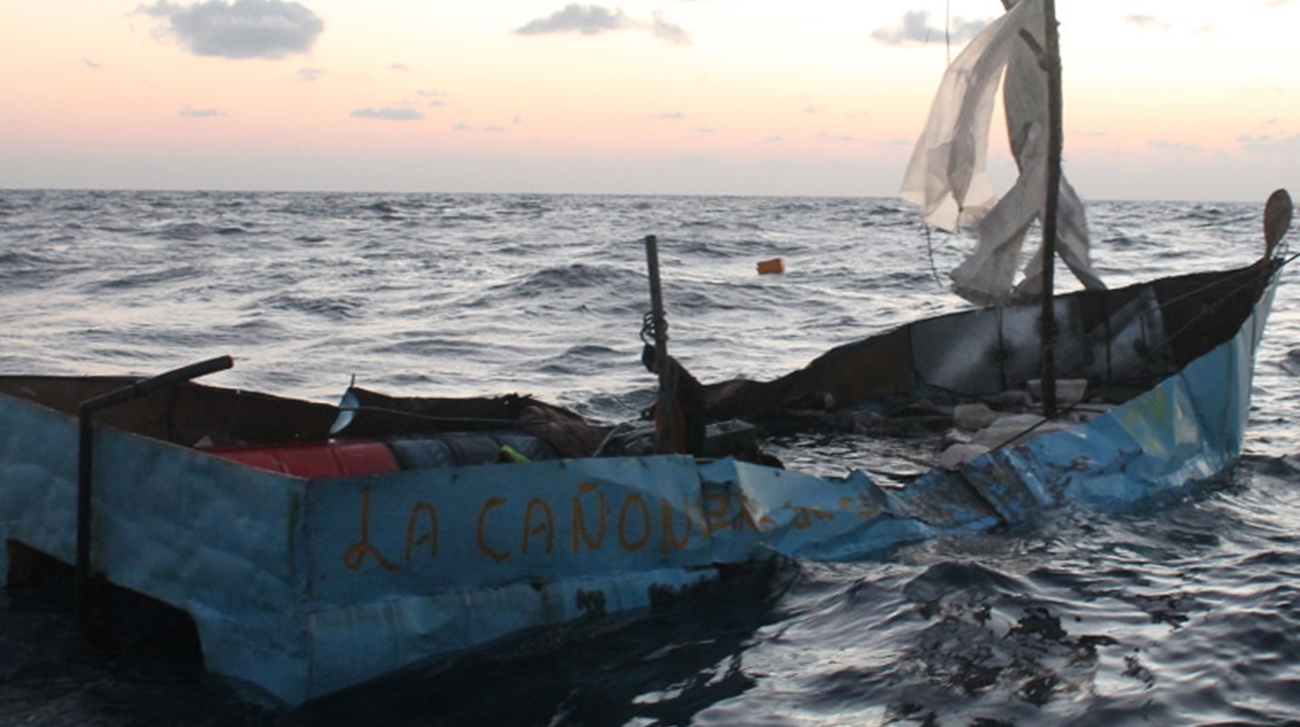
left=643, top=235, right=676, bottom=454
left=1038, top=0, right=1061, bottom=418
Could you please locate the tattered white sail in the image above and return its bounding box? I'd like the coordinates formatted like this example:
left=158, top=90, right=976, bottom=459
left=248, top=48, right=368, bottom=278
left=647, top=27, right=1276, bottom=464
left=899, top=0, right=1105, bottom=305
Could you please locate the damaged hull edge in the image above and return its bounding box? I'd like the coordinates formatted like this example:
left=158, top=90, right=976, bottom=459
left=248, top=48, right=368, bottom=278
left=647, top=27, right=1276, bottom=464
left=0, top=264, right=1281, bottom=706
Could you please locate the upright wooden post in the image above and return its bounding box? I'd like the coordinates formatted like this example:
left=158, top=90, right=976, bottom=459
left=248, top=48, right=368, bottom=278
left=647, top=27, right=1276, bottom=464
left=1038, top=0, right=1062, bottom=418
left=643, top=236, right=676, bottom=453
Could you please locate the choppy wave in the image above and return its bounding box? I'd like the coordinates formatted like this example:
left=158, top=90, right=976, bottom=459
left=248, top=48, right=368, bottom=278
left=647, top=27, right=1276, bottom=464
left=0, top=189, right=1297, bottom=726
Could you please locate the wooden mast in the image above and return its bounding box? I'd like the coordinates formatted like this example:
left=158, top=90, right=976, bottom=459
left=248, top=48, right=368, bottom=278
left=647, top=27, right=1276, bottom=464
left=999, top=0, right=1063, bottom=417
left=1038, top=0, right=1062, bottom=417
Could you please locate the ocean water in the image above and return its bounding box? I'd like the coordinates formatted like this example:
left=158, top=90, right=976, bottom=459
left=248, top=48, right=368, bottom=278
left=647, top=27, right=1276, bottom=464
left=0, top=189, right=1297, bottom=726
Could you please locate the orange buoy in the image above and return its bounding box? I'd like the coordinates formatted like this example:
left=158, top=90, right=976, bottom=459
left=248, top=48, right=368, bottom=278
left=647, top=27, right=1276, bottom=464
left=757, top=258, right=784, bottom=275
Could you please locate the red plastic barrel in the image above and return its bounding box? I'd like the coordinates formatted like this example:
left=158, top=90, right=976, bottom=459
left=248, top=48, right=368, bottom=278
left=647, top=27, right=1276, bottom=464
left=207, top=439, right=400, bottom=479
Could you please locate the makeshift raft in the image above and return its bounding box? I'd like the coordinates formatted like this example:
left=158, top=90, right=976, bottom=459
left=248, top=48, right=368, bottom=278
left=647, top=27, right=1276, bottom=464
left=0, top=249, right=1285, bottom=705
left=1, top=0, right=1292, bottom=703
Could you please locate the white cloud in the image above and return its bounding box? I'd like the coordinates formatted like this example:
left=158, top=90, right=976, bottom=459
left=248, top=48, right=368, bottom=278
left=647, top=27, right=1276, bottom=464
left=180, top=105, right=226, bottom=117
left=515, top=4, right=691, bottom=46
left=649, top=11, right=690, bottom=45
left=350, top=107, right=423, bottom=121
left=1238, top=133, right=1300, bottom=156
left=454, top=122, right=509, bottom=133
left=418, top=90, right=449, bottom=107
left=817, top=132, right=856, bottom=142
left=871, top=10, right=988, bottom=46
left=297, top=67, right=324, bottom=81
left=138, top=0, right=323, bottom=60
left=516, top=4, right=632, bottom=35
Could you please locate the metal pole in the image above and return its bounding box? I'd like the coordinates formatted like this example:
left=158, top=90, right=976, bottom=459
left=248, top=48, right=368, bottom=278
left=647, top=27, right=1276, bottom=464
left=75, top=355, right=234, bottom=633
left=643, top=236, right=676, bottom=454
left=1039, top=0, right=1062, bottom=418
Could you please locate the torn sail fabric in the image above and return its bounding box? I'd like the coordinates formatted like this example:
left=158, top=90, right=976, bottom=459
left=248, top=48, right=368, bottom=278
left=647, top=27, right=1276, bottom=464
left=900, top=0, right=1106, bottom=305
left=899, top=0, right=1039, bottom=232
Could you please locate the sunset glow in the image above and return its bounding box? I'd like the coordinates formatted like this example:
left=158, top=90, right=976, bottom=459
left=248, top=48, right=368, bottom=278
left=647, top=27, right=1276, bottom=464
left=2, top=0, right=1297, bottom=200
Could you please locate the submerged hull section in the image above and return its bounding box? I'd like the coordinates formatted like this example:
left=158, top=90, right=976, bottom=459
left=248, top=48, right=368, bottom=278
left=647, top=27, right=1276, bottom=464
left=0, top=260, right=1283, bottom=705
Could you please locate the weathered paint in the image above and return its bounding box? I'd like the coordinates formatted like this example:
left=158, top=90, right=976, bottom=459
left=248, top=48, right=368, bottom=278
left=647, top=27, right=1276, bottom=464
left=0, top=268, right=1282, bottom=706
left=950, top=273, right=1279, bottom=521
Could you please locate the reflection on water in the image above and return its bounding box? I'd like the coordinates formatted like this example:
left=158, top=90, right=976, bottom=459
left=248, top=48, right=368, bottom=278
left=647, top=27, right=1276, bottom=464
left=1, top=191, right=1298, bottom=725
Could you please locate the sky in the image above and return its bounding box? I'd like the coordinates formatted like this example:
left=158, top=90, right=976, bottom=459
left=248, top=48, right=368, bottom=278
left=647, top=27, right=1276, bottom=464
left=2, top=0, right=1297, bottom=201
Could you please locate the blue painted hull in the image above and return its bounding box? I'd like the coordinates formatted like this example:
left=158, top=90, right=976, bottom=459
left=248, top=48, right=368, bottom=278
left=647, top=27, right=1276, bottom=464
left=0, top=260, right=1283, bottom=705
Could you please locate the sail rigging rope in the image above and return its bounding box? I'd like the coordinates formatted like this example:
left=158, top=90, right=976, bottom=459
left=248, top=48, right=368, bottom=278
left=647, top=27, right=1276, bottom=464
left=922, top=224, right=946, bottom=289
left=641, top=309, right=667, bottom=347
left=945, top=0, right=952, bottom=65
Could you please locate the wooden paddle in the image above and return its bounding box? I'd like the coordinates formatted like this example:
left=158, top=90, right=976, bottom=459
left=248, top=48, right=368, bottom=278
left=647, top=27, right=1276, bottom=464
left=1265, top=188, right=1292, bottom=256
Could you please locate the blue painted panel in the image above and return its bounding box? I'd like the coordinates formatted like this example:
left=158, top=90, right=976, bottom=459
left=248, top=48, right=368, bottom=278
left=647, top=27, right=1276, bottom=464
left=958, top=447, right=1055, bottom=525
left=302, top=566, right=717, bottom=698
left=0, top=396, right=81, bottom=574
left=698, top=461, right=892, bottom=561
left=883, top=468, right=1002, bottom=530
left=0, top=394, right=314, bottom=705
left=955, top=270, right=1279, bottom=514
left=94, top=433, right=304, bottom=610
left=303, top=455, right=712, bottom=605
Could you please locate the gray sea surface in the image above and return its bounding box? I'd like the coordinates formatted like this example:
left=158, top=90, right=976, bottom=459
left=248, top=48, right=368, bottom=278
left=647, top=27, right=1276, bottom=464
left=1, top=189, right=1298, bottom=726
